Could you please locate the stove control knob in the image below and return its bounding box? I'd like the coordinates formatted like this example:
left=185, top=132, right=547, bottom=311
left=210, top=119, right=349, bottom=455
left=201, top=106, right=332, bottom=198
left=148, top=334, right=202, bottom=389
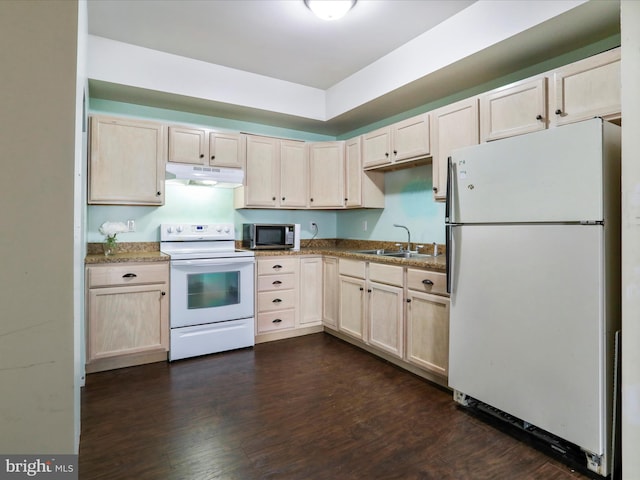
left=223, top=226, right=231, bottom=233
left=176, top=226, right=183, bottom=233
left=216, top=225, right=222, bottom=232
left=166, top=226, right=173, bottom=234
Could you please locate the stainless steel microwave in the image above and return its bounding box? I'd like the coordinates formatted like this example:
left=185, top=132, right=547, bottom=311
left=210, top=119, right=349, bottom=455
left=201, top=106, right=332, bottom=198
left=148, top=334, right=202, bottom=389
left=242, top=223, right=296, bottom=250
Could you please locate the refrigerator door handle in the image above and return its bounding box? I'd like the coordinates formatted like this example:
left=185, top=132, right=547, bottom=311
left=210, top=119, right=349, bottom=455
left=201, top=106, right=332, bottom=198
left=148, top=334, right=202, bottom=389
left=445, top=156, right=452, bottom=223
left=446, top=224, right=452, bottom=294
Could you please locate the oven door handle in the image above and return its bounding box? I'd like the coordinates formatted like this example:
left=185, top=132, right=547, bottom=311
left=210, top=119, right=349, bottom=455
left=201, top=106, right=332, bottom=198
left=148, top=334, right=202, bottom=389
left=170, top=258, right=255, bottom=267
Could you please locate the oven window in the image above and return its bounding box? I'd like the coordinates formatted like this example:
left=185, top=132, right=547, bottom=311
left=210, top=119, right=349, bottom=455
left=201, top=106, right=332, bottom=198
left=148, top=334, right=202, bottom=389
left=187, top=271, right=239, bottom=309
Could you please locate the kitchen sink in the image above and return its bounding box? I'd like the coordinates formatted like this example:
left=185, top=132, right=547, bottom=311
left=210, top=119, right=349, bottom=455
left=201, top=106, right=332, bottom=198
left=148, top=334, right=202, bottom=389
left=350, top=249, right=388, bottom=255
left=349, top=249, right=436, bottom=259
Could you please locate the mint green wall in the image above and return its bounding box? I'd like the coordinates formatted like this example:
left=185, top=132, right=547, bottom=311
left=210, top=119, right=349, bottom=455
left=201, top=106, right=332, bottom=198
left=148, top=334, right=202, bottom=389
left=338, top=165, right=445, bottom=243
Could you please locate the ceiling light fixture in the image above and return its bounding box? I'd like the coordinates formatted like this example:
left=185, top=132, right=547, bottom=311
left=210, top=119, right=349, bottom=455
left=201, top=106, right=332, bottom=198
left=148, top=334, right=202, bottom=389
left=304, top=0, right=356, bottom=21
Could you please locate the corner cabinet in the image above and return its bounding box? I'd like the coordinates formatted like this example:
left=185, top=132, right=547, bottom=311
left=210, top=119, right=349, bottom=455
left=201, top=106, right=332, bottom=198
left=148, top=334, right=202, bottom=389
left=85, top=262, right=169, bottom=373
left=88, top=116, right=165, bottom=205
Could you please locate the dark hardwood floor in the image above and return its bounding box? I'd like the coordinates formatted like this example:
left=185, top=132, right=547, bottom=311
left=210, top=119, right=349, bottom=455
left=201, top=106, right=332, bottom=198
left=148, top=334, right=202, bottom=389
left=79, top=333, right=590, bottom=480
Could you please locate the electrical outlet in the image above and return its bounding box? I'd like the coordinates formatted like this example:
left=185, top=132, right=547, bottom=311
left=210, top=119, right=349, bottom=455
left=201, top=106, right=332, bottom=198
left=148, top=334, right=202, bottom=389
left=309, top=221, right=317, bottom=231
left=127, top=219, right=136, bottom=232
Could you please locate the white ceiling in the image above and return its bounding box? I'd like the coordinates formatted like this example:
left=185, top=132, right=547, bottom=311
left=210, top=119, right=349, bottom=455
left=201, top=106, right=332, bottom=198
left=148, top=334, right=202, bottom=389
left=87, top=0, right=476, bottom=90
left=86, top=0, right=620, bottom=136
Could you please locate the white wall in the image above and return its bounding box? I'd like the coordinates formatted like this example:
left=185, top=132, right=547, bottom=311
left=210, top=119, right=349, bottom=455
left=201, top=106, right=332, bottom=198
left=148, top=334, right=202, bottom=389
left=621, top=1, right=640, bottom=477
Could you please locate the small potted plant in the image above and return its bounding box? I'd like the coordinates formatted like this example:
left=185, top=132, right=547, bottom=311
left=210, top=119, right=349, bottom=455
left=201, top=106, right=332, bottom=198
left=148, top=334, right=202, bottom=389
left=99, top=221, right=128, bottom=255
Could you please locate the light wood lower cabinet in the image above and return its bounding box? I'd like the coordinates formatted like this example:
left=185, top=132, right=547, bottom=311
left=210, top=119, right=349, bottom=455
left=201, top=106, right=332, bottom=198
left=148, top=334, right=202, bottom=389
left=368, top=280, right=404, bottom=358
left=322, top=257, right=339, bottom=329
left=405, top=290, right=450, bottom=377
left=255, top=255, right=324, bottom=343
left=85, top=262, right=169, bottom=373
left=338, top=274, right=366, bottom=341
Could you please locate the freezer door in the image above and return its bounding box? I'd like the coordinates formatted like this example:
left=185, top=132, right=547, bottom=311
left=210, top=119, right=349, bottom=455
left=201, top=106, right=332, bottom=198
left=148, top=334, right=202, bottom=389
left=449, top=118, right=607, bottom=223
left=448, top=224, right=608, bottom=456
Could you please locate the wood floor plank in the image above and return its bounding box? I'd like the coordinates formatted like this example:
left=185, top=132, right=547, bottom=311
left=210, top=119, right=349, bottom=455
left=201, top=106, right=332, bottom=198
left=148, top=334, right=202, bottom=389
left=79, top=333, right=590, bottom=479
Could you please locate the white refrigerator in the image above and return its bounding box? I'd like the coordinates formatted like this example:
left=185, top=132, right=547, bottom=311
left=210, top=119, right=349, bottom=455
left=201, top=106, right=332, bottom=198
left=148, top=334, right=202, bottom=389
left=445, top=118, right=620, bottom=477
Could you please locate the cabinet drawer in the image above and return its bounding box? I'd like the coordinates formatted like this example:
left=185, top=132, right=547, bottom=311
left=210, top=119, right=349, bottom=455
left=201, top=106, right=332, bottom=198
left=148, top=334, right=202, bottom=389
left=87, top=263, right=168, bottom=288
left=257, top=273, right=296, bottom=292
left=257, top=257, right=298, bottom=275
left=406, top=269, right=447, bottom=296
left=339, top=258, right=366, bottom=278
left=257, top=290, right=297, bottom=312
left=257, top=310, right=296, bottom=333
left=369, top=262, right=404, bottom=287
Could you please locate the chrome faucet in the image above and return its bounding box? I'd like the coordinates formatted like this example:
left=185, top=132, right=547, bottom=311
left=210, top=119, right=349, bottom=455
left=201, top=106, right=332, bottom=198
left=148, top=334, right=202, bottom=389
left=393, top=224, right=412, bottom=252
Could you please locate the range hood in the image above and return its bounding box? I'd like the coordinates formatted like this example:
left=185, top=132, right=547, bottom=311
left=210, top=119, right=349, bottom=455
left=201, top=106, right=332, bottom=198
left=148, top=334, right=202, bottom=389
left=165, top=163, right=244, bottom=188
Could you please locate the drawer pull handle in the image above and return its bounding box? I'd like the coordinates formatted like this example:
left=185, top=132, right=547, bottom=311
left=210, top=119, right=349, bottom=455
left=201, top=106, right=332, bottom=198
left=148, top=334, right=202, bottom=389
left=272, top=298, right=282, bottom=303
left=123, top=273, right=137, bottom=278
left=273, top=265, right=282, bottom=270
left=422, top=279, right=434, bottom=286
left=272, top=280, right=282, bottom=285
left=272, top=318, right=282, bottom=323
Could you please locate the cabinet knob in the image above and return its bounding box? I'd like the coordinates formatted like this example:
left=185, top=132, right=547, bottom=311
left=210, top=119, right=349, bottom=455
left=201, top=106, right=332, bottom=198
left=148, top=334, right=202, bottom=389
left=555, top=109, right=563, bottom=115
left=344, top=198, right=348, bottom=202
left=385, top=152, right=389, bottom=158
left=432, top=187, right=438, bottom=193
left=282, top=197, right=285, bottom=201
left=422, top=279, right=434, bottom=286
left=199, top=154, right=204, bottom=158
left=359, top=287, right=364, bottom=291
left=367, top=289, right=372, bottom=293
left=310, top=198, right=314, bottom=202
left=536, top=115, right=543, bottom=121
left=406, top=299, right=412, bottom=303
left=161, top=291, right=166, bottom=296
left=272, top=318, right=282, bottom=323
left=211, top=155, right=215, bottom=160
left=393, top=150, right=397, bottom=155
left=122, top=273, right=137, bottom=278
left=272, top=196, right=276, bottom=201
left=156, top=191, right=162, bottom=196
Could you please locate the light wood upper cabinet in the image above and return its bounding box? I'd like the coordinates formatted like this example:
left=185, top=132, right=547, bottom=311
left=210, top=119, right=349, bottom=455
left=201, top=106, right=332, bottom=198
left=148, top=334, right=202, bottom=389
left=362, top=113, right=430, bottom=170
left=480, top=77, right=548, bottom=142
left=362, top=127, right=391, bottom=168
left=168, top=125, right=206, bottom=164
left=551, top=47, right=620, bottom=127
left=431, top=97, right=479, bottom=202
left=308, top=141, right=345, bottom=208
left=345, top=136, right=385, bottom=209
left=392, top=113, right=430, bottom=162
left=89, top=115, right=165, bottom=205
left=209, top=132, right=244, bottom=168
left=280, top=140, right=308, bottom=208
left=242, top=135, right=280, bottom=207
left=86, top=262, right=169, bottom=372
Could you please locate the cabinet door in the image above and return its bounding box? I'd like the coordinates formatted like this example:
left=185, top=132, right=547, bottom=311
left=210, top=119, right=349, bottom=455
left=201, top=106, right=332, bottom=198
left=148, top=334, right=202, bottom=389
left=299, top=257, right=323, bottom=326
left=308, top=141, right=345, bottom=208
left=362, top=127, right=391, bottom=168
left=280, top=140, right=308, bottom=208
left=322, top=257, right=339, bottom=329
left=345, top=136, right=363, bottom=207
left=480, top=77, right=547, bottom=142
left=552, top=48, right=620, bottom=126
left=431, top=97, right=479, bottom=201
left=87, top=284, right=168, bottom=362
left=406, top=290, right=450, bottom=377
left=245, top=135, right=279, bottom=207
left=209, top=132, right=244, bottom=168
left=368, top=281, right=404, bottom=358
left=392, top=113, right=430, bottom=162
left=89, top=116, right=165, bottom=205
left=339, top=275, right=366, bottom=341
left=168, top=126, right=206, bottom=164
